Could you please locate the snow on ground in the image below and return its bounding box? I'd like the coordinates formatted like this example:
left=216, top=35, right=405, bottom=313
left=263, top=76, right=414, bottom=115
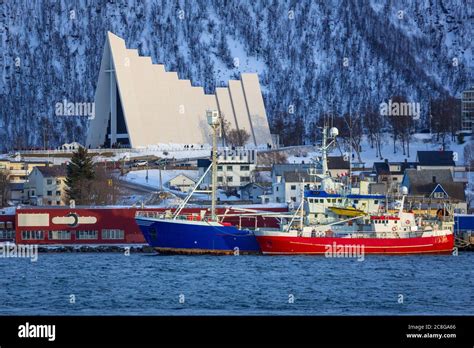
left=122, top=169, right=242, bottom=202
left=122, top=169, right=199, bottom=189
left=287, top=134, right=471, bottom=167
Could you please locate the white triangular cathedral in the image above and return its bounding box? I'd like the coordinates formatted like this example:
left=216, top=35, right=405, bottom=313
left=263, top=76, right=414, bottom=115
left=86, top=32, right=273, bottom=148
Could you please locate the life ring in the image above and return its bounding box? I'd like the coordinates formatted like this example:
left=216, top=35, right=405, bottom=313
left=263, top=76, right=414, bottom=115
left=392, top=226, right=397, bottom=232
left=405, top=220, right=410, bottom=225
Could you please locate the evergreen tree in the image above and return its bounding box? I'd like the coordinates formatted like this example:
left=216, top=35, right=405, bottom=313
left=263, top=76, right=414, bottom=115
left=65, top=147, right=95, bottom=205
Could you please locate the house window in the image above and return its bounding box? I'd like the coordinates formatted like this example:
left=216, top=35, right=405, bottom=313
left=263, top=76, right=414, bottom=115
left=276, top=187, right=279, bottom=192
left=47, top=191, right=52, bottom=196
left=217, top=176, right=223, bottom=182
left=241, top=177, right=250, bottom=182
left=227, top=165, right=233, bottom=171
left=291, top=197, right=296, bottom=202
left=56, top=201, right=61, bottom=205
left=226, top=176, right=233, bottom=182
left=433, top=192, right=445, bottom=199
left=217, top=166, right=222, bottom=171
left=290, top=185, right=296, bottom=190
left=47, top=179, right=52, bottom=185
left=240, top=165, right=250, bottom=171
left=56, top=191, right=61, bottom=196
left=56, top=180, right=61, bottom=185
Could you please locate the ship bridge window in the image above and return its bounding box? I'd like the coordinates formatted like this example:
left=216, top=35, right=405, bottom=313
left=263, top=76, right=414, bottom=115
left=374, top=200, right=379, bottom=204
left=354, top=200, right=359, bottom=204
left=338, top=199, right=342, bottom=203
left=319, top=199, right=324, bottom=203
left=0, top=222, right=4, bottom=229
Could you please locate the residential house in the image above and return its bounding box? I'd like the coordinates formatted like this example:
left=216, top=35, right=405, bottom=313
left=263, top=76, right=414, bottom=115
left=239, top=183, right=269, bottom=204
left=271, top=163, right=312, bottom=182
left=8, top=183, right=25, bottom=204
left=59, top=142, right=83, bottom=151
left=25, top=165, right=68, bottom=206
left=327, top=156, right=351, bottom=177
left=416, top=150, right=467, bottom=182
left=198, top=149, right=257, bottom=189
left=271, top=171, right=322, bottom=206
left=373, top=159, right=418, bottom=193
left=401, top=169, right=467, bottom=213
left=0, top=160, right=48, bottom=183
left=0, top=160, right=49, bottom=203
left=168, top=173, right=197, bottom=193
left=416, top=151, right=455, bottom=171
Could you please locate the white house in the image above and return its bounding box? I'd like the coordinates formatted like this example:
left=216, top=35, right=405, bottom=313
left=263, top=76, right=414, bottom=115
left=199, top=149, right=257, bottom=189
left=59, top=142, right=83, bottom=151
left=24, top=166, right=68, bottom=206
left=265, top=171, right=321, bottom=206
left=168, top=173, right=197, bottom=193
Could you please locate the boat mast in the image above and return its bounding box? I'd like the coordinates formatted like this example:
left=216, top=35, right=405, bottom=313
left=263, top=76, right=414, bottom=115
left=207, top=110, right=220, bottom=221
left=320, top=121, right=338, bottom=191
left=300, top=179, right=305, bottom=230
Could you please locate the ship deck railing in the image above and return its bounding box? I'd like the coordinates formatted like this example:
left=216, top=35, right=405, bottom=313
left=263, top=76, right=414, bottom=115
left=135, top=211, right=211, bottom=222
left=308, top=230, right=426, bottom=239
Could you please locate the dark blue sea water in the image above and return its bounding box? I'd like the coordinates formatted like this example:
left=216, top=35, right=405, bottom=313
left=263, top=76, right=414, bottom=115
left=0, top=252, right=472, bottom=315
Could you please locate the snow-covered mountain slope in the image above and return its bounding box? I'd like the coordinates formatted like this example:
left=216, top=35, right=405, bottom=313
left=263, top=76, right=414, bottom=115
left=0, top=0, right=472, bottom=151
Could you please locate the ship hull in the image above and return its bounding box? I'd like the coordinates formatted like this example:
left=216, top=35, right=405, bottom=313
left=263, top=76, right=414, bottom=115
left=136, top=218, right=260, bottom=255
left=255, top=233, right=454, bottom=255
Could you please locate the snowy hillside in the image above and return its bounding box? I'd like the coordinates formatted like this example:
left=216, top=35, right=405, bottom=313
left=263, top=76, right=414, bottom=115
left=0, top=0, right=472, bottom=151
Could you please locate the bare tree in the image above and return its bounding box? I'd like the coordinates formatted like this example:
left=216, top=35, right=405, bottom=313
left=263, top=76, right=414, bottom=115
left=89, top=165, right=116, bottom=205
left=431, top=96, right=461, bottom=147
left=342, top=112, right=363, bottom=163
left=387, top=95, right=413, bottom=156
left=364, top=105, right=384, bottom=159
left=0, top=170, right=10, bottom=207
left=226, top=129, right=251, bottom=147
